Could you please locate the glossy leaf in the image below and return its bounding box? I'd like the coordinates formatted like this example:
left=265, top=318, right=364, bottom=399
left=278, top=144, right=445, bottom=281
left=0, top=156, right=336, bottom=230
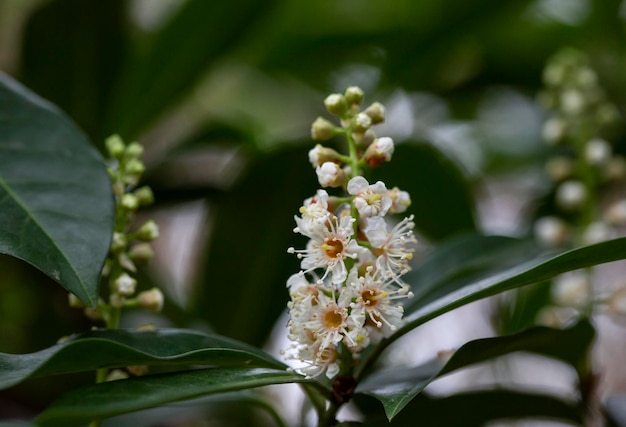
left=35, top=367, right=313, bottom=427
left=354, top=389, right=582, bottom=426
left=359, top=236, right=626, bottom=374
left=356, top=320, right=593, bottom=419
left=0, top=72, right=113, bottom=307
left=404, top=233, right=538, bottom=311
left=107, top=0, right=276, bottom=138
left=0, top=328, right=285, bottom=391
left=193, top=144, right=318, bottom=346
left=371, top=143, right=476, bottom=241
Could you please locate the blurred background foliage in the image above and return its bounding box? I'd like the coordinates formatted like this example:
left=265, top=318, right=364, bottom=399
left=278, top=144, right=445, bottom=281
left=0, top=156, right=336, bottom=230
left=0, top=0, right=625, bottom=424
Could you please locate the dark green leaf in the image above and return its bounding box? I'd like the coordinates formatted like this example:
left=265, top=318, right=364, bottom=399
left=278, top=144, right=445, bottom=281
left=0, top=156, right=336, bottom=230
left=354, top=389, right=582, bottom=426
left=107, top=0, right=276, bottom=138
left=193, top=144, right=318, bottom=346
left=35, top=367, right=313, bottom=427
left=372, top=143, right=476, bottom=241
left=356, top=320, right=593, bottom=419
left=0, top=328, right=285, bottom=390
left=404, top=233, right=538, bottom=312
left=0, top=72, right=113, bottom=307
left=360, top=236, right=626, bottom=374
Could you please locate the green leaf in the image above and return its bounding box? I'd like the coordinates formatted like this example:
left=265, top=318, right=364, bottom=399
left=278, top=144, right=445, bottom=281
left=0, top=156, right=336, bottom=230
left=404, top=233, right=538, bottom=311
left=35, top=367, right=313, bottom=427
left=0, top=328, right=286, bottom=391
left=356, top=320, right=594, bottom=420
left=193, top=144, right=318, bottom=346
left=371, top=143, right=476, bottom=241
left=354, top=389, right=582, bottom=426
left=0, top=72, right=113, bottom=307
left=360, top=236, right=626, bottom=374
left=107, top=0, right=277, bottom=138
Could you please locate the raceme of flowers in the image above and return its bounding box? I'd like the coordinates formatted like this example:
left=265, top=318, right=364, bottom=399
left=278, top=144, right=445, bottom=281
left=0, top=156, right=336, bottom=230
left=285, top=87, right=416, bottom=378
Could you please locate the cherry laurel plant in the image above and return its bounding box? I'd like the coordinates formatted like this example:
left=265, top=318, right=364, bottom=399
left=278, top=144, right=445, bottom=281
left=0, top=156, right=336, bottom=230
left=285, top=86, right=417, bottom=379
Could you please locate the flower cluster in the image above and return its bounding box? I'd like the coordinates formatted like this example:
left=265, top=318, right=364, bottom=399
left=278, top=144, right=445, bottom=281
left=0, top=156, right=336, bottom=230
left=285, top=87, right=416, bottom=378
left=69, top=135, right=164, bottom=324
left=532, top=49, right=626, bottom=324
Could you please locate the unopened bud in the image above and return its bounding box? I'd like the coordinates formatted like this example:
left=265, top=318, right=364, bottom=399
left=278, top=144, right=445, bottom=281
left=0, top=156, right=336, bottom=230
left=552, top=272, right=590, bottom=308
left=352, top=113, right=372, bottom=133
left=543, top=63, right=565, bottom=87
left=542, top=117, right=566, bottom=144
left=83, top=306, right=101, bottom=321
left=114, top=273, right=137, bottom=296
left=128, top=243, right=155, bottom=264
left=387, top=187, right=411, bottom=214
left=364, top=137, right=394, bottom=167
left=124, top=159, right=145, bottom=186
left=584, top=138, right=612, bottom=166
left=138, top=288, right=164, bottom=312
left=121, top=194, right=139, bottom=211
left=125, top=142, right=144, bottom=159
left=105, top=135, right=125, bottom=159
left=556, top=180, right=586, bottom=211
left=68, top=293, right=85, bottom=309
left=324, top=93, right=348, bottom=116
left=110, top=293, right=126, bottom=308
left=311, top=117, right=337, bottom=141
left=576, top=68, right=597, bottom=87
left=534, top=216, right=569, bottom=247
left=308, top=144, right=340, bottom=167
left=136, top=220, right=159, bottom=241
left=106, top=369, right=129, bottom=381
left=110, top=232, right=126, bottom=253
left=118, top=253, right=137, bottom=273
left=364, top=102, right=386, bottom=125
left=605, top=200, right=626, bottom=226
left=134, top=186, right=155, bottom=206
left=582, top=221, right=611, bottom=245
left=545, top=157, right=573, bottom=182
left=560, top=89, right=585, bottom=115
left=316, top=162, right=345, bottom=188
left=344, top=86, right=364, bottom=108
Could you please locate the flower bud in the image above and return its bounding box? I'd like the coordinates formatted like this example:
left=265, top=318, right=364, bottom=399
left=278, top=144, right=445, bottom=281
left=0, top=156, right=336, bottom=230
left=364, top=137, right=394, bottom=167
left=114, top=273, right=137, bottom=296
left=576, top=68, right=597, bottom=87
left=134, top=186, right=155, bottom=206
left=105, top=135, right=125, bottom=159
left=138, top=288, right=164, bottom=312
left=560, top=89, right=585, bottom=115
left=364, top=102, right=385, bottom=125
left=125, top=142, right=144, bottom=159
left=582, top=221, right=610, bottom=245
left=128, top=243, right=155, bottom=264
left=605, top=200, right=626, bottom=226
left=311, top=117, right=337, bottom=141
left=110, top=293, right=126, bottom=308
left=556, top=180, right=586, bottom=211
left=536, top=306, right=578, bottom=328
left=344, top=86, right=364, bottom=108
left=534, top=216, right=569, bottom=247
left=542, top=63, right=564, bottom=87
left=584, top=138, right=611, bottom=166
left=121, top=194, right=139, bottom=211
left=124, top=159, right=146, bottom=186
left=315, top=162, right=345, bottom=188
left=552, top=272, right=590, bottom=308
left=324, top=94, right=348, bottom=116
left=136, top=220, right=160, bottom=241
left=127, top=365, right=149, bottom=376
left=118, top=252, right=137, bottom=273
left=110, top=232, right=126, bottom=253
left=68, top=293, right=85, bottom=309
left=83, top=306, right=101, bottom=321
left=545, top=157, right=573, bottom=182
left=308, top=144, right=341, bottom=167
left=352, top=113, right=372, bottom=133
left=387, top=187, right=411, bottom=214
left=542, top=117, right=566, bottom=144
left=106, top=369, right=129, bottom=381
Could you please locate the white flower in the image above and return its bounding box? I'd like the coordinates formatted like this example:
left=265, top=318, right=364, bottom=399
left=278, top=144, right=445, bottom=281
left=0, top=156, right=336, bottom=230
left=363, top=215, right=416, bottom=277
left=293, top=190, right=331, bottom=236
left=386, top=187, right=411, bottom=214
left=364, top=137, right=394, bottom=167
left=347, top=176, right=392, bottom=218
left=316, top=162, right=344, bottom=188
left=288, top=215, right=361, bottom=284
